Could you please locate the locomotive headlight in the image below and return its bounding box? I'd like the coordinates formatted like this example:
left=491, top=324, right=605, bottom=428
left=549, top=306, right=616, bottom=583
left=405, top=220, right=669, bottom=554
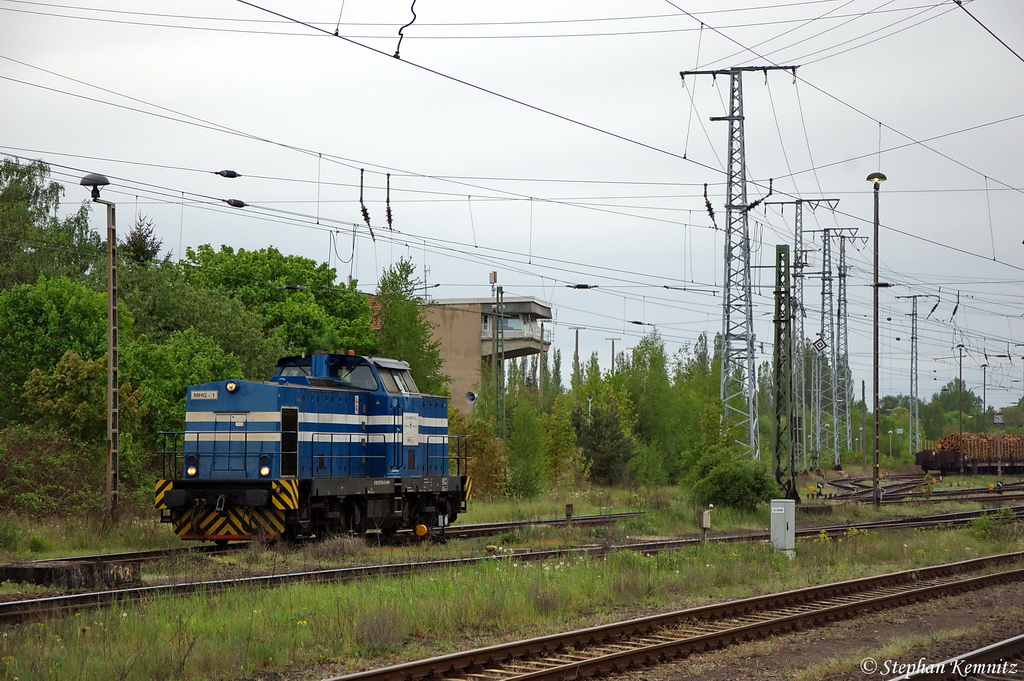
left=259, top=466, right=270, bottom=477
left=186, top=466, right=197, bottom=476
left=226, top=381, right=238, bottom=393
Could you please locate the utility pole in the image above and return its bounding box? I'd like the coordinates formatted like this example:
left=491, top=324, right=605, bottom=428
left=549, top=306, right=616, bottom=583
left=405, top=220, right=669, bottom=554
left=493, top=284, right=506, bottom=439
left=606, top=338, right=620, bottom=374
left=861, top=380, right=868, bottom=470
left=569, top=327, right=585, bottom=392
left=772, top=244, right=798, bottom=500
left=681, top=64, right=798, bottom=460
left=896, top=294, right=938, bottom=458
left=539, top=321, right=545, bottom=401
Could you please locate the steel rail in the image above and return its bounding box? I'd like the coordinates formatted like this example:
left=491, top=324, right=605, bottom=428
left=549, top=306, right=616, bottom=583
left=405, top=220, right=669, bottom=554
left=889, top=632, right=1024, bottom=680
left=20, top=512, right=640, bottom=567
left=2, top=510, right=1019, bottom=626
left=326, top=556, right=1024, bottom=681
left=27, top=543, right=239, bottom=565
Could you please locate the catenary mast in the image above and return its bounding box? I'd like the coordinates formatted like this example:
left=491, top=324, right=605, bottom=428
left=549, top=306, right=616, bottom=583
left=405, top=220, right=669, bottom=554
left=680, top=65, right=797, bottom=459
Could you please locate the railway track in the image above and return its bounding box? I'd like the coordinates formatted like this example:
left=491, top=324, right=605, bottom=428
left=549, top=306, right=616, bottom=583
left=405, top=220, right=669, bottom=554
left=20, top=511, right=640, bottom=568
left=26, top=542, right=237, bottom=565
left=1, top=507, right=1017, bottom=627
left=393, top=511, right=641, bottom=540
left=325, top=552, right=1024, bottom=681
left=890, top=632, right=1024, bottom=680
left=822, top=475, right=1024, bottom=505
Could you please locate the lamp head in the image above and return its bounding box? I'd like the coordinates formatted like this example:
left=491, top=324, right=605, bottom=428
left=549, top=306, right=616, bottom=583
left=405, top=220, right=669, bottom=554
left=80, top=173, right=110, bottom=200
left=866, top=172, right=887, bottom=184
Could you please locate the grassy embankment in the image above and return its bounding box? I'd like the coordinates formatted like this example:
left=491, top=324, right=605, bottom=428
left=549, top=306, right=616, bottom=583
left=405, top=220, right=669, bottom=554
left=0, top=491, right=1022, bottom=681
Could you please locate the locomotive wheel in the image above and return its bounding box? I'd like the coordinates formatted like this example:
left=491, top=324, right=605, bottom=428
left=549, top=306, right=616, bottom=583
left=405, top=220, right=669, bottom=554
left=346, top=500, right=366, bottom=535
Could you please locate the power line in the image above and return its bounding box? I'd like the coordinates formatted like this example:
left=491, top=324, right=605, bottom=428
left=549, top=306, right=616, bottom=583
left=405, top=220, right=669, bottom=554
left=953, top=0, right=1024, bottom=65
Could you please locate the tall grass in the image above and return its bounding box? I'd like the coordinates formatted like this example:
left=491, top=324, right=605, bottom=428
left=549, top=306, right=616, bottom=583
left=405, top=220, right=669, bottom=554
left=2, top=524, right=1023, bottom=681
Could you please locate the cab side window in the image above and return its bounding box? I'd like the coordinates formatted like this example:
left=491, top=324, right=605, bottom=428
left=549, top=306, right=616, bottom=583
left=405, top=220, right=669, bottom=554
left=380, top=369, right=400, bottom=393
left=349, top=366, right=378, bottom=390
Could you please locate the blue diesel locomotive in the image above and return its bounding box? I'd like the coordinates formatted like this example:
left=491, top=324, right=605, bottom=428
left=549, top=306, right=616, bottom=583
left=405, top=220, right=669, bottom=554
left=155, top=352, right=469, bottom=542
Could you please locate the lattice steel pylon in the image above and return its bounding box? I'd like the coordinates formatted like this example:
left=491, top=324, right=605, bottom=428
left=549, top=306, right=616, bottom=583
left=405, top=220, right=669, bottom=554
left=895, top=294, right=937, bottom=457
left=836, top=235, right=851, bottom=460
left=681, top=65, right=797, bottom=459
left=819, top=228, right=835, bottom=467
left=834, top=233, right=865, bottom=459
left=792, top=203, right=807, bottom=471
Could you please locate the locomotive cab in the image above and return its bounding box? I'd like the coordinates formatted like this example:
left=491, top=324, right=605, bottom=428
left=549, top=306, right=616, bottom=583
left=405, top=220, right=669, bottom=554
left=156, top=353, right=469, bottom=542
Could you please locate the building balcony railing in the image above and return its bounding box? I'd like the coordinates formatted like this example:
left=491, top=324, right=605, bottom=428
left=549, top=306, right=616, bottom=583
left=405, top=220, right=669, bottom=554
left=480, top=327, right=551, bottom=344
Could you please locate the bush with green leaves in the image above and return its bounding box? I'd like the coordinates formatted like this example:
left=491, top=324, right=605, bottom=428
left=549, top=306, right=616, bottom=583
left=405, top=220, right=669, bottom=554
left=0, top=425, right=104, bottom=517
left=691, top=457, right=780, bottom=512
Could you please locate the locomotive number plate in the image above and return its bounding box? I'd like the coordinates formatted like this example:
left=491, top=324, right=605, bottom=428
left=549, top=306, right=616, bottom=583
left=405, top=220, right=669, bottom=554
left=191, top=390, right=218, bottom=400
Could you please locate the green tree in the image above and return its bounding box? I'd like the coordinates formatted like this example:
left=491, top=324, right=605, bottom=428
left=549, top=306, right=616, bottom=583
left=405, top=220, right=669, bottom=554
left=120, top=261, right=285, bottom=380
left=0, top=276, right=127, bottom=422
left=617, top=331, right=695, bottom=481
left=0, top=159, right=104, bottom=290
left=374, top=258, right=449, bottom=395
left=121, top=213, right=164, bottom=264
left=121, top=329, right=244, bottom=436
left=183, top=244, right=372, bottom=354
left=22, top=350, right=146, bottom=445
left=505, top=401, right=546, bottom=499
left=448, top=407, right=508, bottom=499
left=543, top=393, right=587, bottom=490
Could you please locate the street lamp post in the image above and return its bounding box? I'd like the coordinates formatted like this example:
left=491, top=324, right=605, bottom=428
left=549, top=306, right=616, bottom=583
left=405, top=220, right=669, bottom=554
left=888, top=429, right=893, bottom=459
left=81, top=173, right=118, bottom=521
left=868, top=171, right=886, bottom=507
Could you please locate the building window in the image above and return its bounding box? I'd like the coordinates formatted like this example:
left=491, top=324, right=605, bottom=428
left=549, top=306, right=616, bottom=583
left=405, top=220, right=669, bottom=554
left=499, top=316, right=523, bottom=331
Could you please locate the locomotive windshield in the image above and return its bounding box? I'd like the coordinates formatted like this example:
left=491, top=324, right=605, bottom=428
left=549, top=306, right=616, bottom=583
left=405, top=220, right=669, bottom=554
left=337, top=365, right=378, bottom=390
left=380, top=368, right=418, bottom=394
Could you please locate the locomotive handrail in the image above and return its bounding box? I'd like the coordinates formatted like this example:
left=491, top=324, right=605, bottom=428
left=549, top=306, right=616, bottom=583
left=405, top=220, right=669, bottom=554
left=427, top=434, right=471, bottom=477
left=157, top=430, right=469, bottom=479
left=309, top=432, right=387, bottom=478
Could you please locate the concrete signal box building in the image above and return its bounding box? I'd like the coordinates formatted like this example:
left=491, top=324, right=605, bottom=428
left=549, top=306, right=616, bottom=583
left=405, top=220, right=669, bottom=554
left=425, top=297, right=553, bottom=414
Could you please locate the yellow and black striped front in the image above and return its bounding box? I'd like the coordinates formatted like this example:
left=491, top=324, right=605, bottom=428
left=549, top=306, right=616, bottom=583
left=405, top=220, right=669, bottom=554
left=272, top=479, right=299, bottom=510
left=172, top=506, right=286, bottom=540
left=157, top=479, right=297, bottom=540
left=155, top=479, right=174, bottom=509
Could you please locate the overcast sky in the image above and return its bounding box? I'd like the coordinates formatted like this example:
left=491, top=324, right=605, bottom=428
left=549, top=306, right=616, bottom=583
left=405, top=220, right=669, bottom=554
left=2, top=0, right=1023, bottom=410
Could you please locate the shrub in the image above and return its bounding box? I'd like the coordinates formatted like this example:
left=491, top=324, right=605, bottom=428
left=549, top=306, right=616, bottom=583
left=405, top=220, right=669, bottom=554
left=498, top=531, right=521, bottom=545
left=0, top=425, right=104, bottom=517
left=970, top=515, right=995, bottom=537
left=691, top=458, right=780, bottom=512
left=0, top=520, right=19, bottom=551
left=27, top=534, right=48, bottom=553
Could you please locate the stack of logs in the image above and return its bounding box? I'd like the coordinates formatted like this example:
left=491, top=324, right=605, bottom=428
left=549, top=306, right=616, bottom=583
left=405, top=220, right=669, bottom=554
left=936, top=432, right=1024, bottom=463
